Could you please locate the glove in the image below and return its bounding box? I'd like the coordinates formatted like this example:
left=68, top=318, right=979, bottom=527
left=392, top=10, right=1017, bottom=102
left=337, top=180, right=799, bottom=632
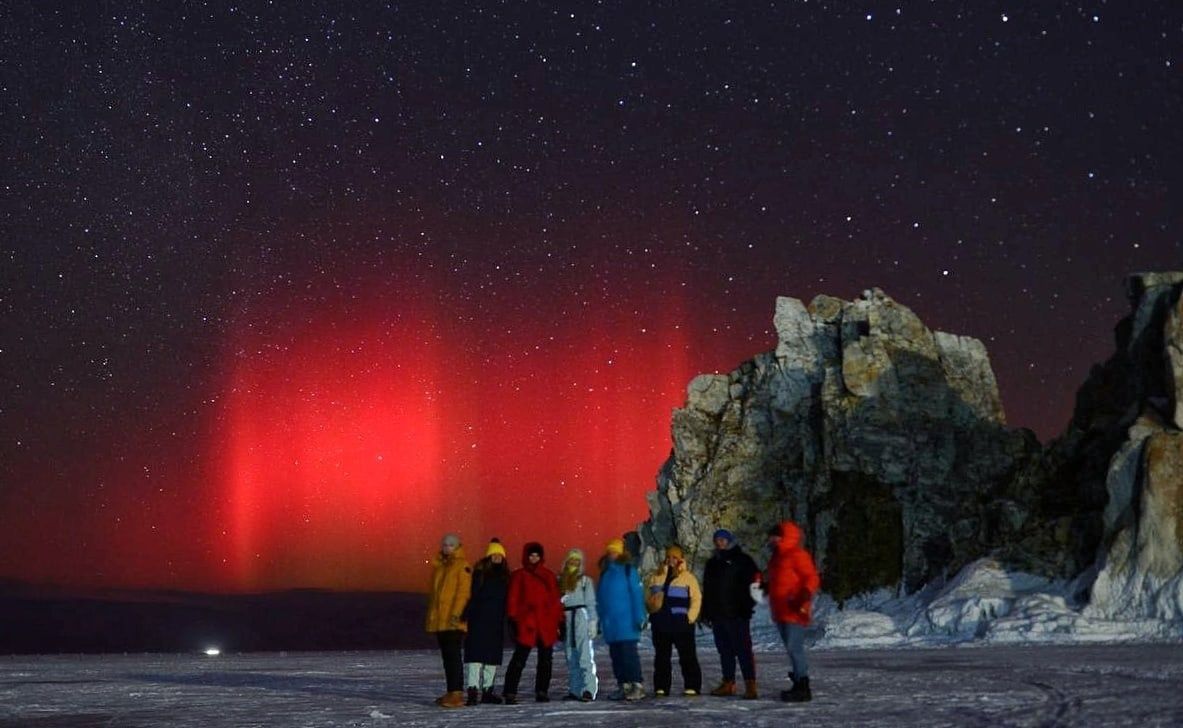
left=749, top=582, right=768, bottom=605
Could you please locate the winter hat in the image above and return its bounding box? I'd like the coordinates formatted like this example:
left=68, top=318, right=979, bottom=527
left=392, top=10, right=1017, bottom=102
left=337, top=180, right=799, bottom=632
left=441, top=533, right=461, bottom=549
left=713, top=529, right=735, bottom=544
left=524, top=542, right=545, bottom=558
left=665, top=545, right=685, bottom=561
left=485, top=538, right=507, bottom=558
left=605, top=538, right=625, bottom=556
left=563, top=548, right=585, bottom=575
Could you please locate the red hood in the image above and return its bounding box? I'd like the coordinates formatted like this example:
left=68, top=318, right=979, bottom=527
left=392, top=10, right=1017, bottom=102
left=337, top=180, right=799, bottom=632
left=521, top=541, right=546, bottom=566
left=775, top=521, right=802, bottom=553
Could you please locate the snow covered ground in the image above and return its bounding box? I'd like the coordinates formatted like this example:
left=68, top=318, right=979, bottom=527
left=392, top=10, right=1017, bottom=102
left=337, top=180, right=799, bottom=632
left=2, top=643, right=1182, bottom=727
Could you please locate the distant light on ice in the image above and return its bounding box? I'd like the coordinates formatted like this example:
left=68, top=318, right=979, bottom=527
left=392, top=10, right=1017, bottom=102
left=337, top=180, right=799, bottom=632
left=204, top=647, right=221, bottom=656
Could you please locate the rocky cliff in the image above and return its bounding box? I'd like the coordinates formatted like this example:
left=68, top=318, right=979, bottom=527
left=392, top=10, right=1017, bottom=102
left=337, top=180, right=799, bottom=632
left=638, top=273, right=1183, bottom=617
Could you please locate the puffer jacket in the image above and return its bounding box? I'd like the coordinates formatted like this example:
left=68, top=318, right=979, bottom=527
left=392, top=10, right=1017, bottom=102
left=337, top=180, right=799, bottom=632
left=645, top=561, right=702, bottom=633
left=702, top=543, right=759, bottom=621
left=506, top=543, right=563, bottom=648
left=596, top=555, right=646, bottom=643
left=766, top=521, right=820, bottom=626
left=425, top=545, right=472, bottom=632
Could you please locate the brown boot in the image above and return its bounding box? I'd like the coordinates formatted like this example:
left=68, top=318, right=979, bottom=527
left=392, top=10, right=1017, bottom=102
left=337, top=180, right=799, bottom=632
left=743, top=679, right=758, bottom=699
left=439, top=690, right=466, bottom=708
left=710, top=680, right=736, bottom=696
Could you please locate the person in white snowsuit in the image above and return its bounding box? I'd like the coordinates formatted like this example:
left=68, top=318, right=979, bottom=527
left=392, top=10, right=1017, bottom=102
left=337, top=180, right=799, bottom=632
left=558, top=548, right=599, bottom=701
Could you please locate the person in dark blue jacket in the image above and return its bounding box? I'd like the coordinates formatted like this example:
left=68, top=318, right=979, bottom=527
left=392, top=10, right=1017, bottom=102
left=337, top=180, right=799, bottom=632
left=462, top=538, right=510, bottom=705
left=701, top=528, right=760, bottom=698
left=596, top=538, right=647, bottom=701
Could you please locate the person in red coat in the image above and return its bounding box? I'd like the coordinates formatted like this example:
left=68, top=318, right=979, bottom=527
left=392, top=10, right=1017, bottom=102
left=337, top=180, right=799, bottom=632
left=501, top=542, right=563, bottom=704
left=764, top=521, right=820, bottom=703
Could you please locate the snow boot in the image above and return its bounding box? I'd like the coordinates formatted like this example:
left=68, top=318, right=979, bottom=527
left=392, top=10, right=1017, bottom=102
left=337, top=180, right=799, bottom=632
left=580, top=690, right=594, bottom=702
left=625, top=682, right=646, bottom=701
left=481, top=688, right=503, bottom=704
left=607, top=684, right=626, bottom=700
left=439, top=690, right=466, bottom=708
left=465, top=687, right=480, bottom=706
left=502, top=693, right=519, bottom=705
left=710, top=680, right=736, bottom=696
left=535, top=691, right=550, bottom=703
left=743, top=679, right=759, bottom=699
left=781, top=676, right=811, bottom=703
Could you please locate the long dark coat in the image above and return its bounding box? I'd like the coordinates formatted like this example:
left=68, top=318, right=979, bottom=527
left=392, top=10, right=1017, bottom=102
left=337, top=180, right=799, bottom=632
left=462, top=557, right=510, bottom=664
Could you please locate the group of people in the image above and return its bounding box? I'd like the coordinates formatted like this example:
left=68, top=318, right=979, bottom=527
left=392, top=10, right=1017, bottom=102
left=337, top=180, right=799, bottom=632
left=424, top=520, right=820, bottom=708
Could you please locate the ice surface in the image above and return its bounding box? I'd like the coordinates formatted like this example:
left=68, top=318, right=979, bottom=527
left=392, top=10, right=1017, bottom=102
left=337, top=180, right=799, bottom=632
left=3, top=561, right=1182, bottom=725
left=2, top=645, right=1182, bottom=727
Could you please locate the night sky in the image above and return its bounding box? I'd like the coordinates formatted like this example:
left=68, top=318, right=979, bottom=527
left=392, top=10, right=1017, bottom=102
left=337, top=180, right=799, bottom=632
left=2, top=2, right=1180, bottom=593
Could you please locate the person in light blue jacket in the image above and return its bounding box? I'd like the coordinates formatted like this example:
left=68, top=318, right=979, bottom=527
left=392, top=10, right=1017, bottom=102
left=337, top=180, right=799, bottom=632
left=595, top=538, right=646, bottom=701
left=558, top=548, right=599, bottom=701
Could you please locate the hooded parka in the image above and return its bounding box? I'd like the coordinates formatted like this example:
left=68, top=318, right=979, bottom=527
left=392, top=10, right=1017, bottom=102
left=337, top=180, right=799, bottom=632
left=426, top=544, right=472, bottom=633
left=766, top=522, right=820, bottom=626
left=506, top=542, right=563, bottom=648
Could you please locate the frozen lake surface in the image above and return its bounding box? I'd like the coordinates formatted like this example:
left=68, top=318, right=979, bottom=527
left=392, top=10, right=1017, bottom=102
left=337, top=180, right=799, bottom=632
left=2, top=644, right=1181, bottom=727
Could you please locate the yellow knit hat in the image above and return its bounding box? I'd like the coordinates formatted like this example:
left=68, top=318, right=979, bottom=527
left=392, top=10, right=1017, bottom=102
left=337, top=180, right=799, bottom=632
left=605, top=538, right=625, bottom=555
left=485, top=539, right=507, bottom=558
left=665, top=545, right=685, bottom=561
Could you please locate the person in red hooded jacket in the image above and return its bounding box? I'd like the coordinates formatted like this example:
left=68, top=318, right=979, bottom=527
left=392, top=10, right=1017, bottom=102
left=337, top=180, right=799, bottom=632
left=501, top=542, right=563, bottom=704
left=764, top=521, right=819, bottom=703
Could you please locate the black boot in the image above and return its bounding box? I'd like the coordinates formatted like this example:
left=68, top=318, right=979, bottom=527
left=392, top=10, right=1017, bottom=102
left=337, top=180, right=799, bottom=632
left=466, top=687, right=480, bottom=706
left=481, top=688, right=503, bottom=704
left=781, top=676, right=811, bottom=703
left=535, top=691, right=550, bottom=702
left=503, top=693, right=518, bottom=705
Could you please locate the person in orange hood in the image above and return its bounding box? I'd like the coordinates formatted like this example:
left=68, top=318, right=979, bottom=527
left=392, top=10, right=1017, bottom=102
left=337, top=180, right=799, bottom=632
left=764, top=521, right=819, bottom=703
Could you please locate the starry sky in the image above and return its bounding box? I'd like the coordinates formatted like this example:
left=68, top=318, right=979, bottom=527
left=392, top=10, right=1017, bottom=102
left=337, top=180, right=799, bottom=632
left=1, top=2, right=1180, bottom=593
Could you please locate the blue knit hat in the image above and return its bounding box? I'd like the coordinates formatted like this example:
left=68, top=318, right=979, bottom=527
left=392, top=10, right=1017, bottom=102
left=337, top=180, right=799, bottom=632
left=713, top=529, right=735, bottom=544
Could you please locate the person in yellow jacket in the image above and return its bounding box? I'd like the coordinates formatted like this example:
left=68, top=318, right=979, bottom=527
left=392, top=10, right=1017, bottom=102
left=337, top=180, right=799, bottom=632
left=426, top=532, right=472, bottom=708
left=644, top=545, right=703, bottom=697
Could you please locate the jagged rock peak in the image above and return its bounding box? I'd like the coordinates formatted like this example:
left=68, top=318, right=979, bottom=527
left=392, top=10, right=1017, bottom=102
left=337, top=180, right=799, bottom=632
left=639, top=287, right=1038, bottom=600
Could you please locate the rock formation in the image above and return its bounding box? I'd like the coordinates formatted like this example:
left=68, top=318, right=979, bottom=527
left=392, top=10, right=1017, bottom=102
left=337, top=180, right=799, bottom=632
left=1066, top=272, right=1183, bottom=619
left=639, top=288, right=1048, bottom=602
left=637, top=273, right=1183, bottom=619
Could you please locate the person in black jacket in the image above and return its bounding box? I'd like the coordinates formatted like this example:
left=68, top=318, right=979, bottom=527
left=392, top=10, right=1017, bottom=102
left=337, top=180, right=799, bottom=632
left=462, top=538, right=511, bottom=705
left=701, top=528, right=760, bottom=699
